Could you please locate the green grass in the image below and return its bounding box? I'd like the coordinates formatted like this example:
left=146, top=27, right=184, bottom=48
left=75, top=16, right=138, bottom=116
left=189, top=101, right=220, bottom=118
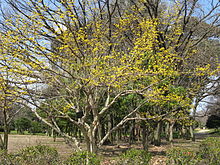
left=194, top=128, right=214, bottom=133
left=209, top=129, right=220, bottom=135
left=195, top=128, right=220, bottom=134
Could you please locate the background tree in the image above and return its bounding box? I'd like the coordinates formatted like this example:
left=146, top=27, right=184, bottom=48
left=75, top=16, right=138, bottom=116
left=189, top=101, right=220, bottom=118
left=206, top=115, right=220, bottom=129
left=14, top=117, right=31, bottom=134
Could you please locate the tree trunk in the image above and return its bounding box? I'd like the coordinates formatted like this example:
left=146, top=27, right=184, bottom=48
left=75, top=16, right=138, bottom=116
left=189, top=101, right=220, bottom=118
left=154, top=121, right=162, bottom=146
left=169, top=121, right=175, bottom=143
left=98, top=124, right=103, bottom=142
left=185, top=127, right=191, bottom=140
left=2, top=109, right=9, bottom=151
left=79, top=129, right=83, bottom=143
left=119, top=129, right=122, bottom=141
left=85, top=132, right=98, bottom=153
left=110, top=116, right=114, bottom=142
left=192, top=101, right=198, bottom=141
left=3, top=128, right=9, bottom=150
left=108, top=114, right=114, bottom=143
left=116, top=129, right=120, bottom=143
left=165, top=122, right=170, bottom=141
left=51, top=129, right=57, bottom=142
left=136, top=125, right=141, bottom=142
left=181, top=126, right=186, bottom=139
left=129, top=120, right=135, bottom=145
left=142, top=123, right=149, bottom=150
left=190, top=125, right=195, bottom=141
left=0, top=135, right=4, bottom=150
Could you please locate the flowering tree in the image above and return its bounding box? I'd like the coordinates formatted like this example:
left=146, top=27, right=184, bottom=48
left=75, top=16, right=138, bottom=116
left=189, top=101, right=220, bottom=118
left=0, top=0, right=219, bottom=152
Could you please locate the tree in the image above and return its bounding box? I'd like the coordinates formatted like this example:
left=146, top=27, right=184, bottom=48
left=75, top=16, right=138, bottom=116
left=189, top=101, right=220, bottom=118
left=0, top=67, right=24, bottom=150
left=0, top=0, right=219, bottom=153
left=14, top=117, right=31, bottom=134
left=0, top=22, right=33, bottom=149
left=206, top=115, right=220, bottom=129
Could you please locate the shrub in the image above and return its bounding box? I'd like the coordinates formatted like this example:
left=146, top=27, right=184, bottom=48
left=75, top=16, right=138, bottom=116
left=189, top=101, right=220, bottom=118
left=117, top=149, right=151, bottom=165
left=166, top=147, right=201, bottom=165
left=65, top=151, right=100, bottom=165
left=15, top=145, right=60, bottom=165
left=199, top=137, right=220, bottom=164
left=0, top=150, right=14, bottom=165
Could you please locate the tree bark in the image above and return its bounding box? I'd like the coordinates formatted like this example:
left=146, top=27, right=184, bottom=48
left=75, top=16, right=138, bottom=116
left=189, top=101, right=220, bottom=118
left=181, top=126, right=186, bottom=139
left=85, top=129, right=98, bottom=153
left=165, top=122, right=170, bottom=141
left=169, top=121, right=175, bottom=143
left=3, top=128, right=9, bottom=150
left=189, top=125, right=195, bottom=141
left=0, top=135, right=4, bottom=150
left=129, top=120, right=135, bottom=145
left=2, top=109, right=9, bottom=151
left=142, top=122, right=149, bottom=150
left=154, top=121, right=162, bottom=146
left=107, top=114, right=113, bottom=144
